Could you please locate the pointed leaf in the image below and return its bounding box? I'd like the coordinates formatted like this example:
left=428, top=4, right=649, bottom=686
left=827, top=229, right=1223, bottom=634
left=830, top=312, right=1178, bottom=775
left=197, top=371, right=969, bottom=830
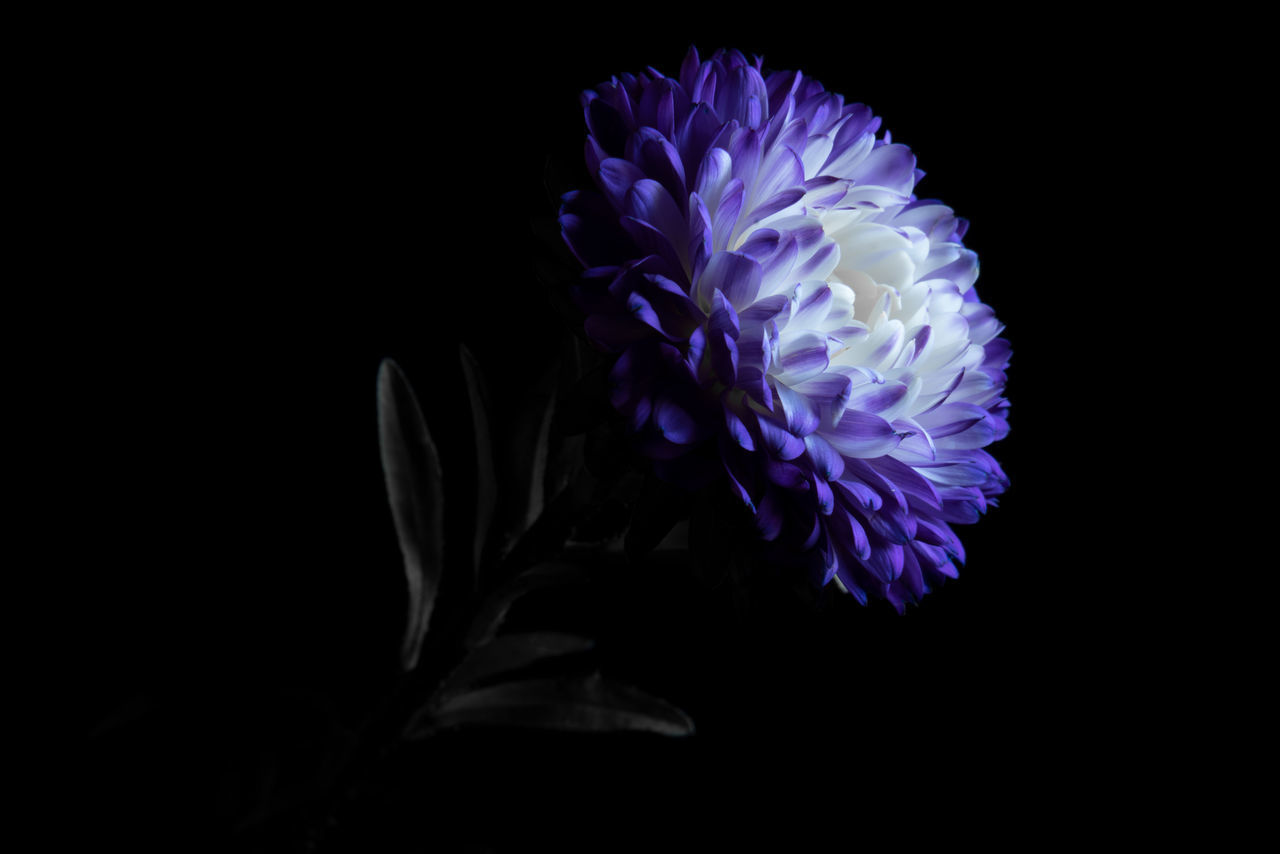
left=377, top=359, right=444, bottom=672
left=460, top=344, right=497, bottom=585
left=426, top=674, right=694, bottom=737
left=524, top=394, right=556, bottom=529
left=466, top=561, right=593, bottom=648
left=434, top=632, right=596, bottom=702
left=495, top=368, right=559, bottom=558
left=624, top=474, right=692, bottom=560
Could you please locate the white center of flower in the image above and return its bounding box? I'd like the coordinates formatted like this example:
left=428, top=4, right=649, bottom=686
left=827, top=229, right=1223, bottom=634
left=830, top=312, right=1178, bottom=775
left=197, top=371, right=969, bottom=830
left=735, top=177, right=986, bottom=428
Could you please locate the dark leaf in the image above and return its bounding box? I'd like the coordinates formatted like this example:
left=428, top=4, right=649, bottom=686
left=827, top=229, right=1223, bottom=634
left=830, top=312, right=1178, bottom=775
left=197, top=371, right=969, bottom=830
left=584, top=419, right=637, bottom=480
left=545, top=433, right=585, bottom=509
left=426, top=674, right=695, bottom=737
left=460, top=344, right=497, bottom=586
left=465, top=561, right=592, bottom=649
left=542, top=152, right=580, bottom=211
left=542, top=337, right=592, bottom=502
left=377, top=359, right=444, bottom=672
left=624, top=474, right=692, bottom=561
left=688, top=487, right=733, bottom=589
left=555, top=361, right=612, bottom=437
left=433, top=632, right=596, bottom=703
left=494, top=368, right=558, bottom=558
left=531, top=204, right=582, bottom=271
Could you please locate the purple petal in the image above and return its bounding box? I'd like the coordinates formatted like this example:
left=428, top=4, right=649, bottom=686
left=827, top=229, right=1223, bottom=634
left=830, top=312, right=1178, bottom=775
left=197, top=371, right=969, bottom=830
left=803, top=432, right=845, bottom=481
left=812, top=475, right=834, bottom=516
left=764, top=457, right=809, bottom=490
left=629, top=395, right=653, bottom=432
left=679, top=46, right=702, bottom=95
left=930, top=249, right=979, bottom=292
left=586, top=98, right=630, bottom=155
left=848, top=143, right=917, bottom=194
left=736, top=366, right=773, bottom=411
left=914, top=518, right=957, bottom=549
left=747, top=188, right=803, bottom=231
left=983, top=337, right=1013, bottom=371
left=559, top=191, right=632, bottom=268
left=832, top=477, right=881, bottom=512
left=677, top=102, right=725, bottom=174
left=726, top=126, right=762, bottom=198
left=900, top=546, right=926, bottom=599
left=862, top=542, right=904, bottom=583
left=752, top=145, right=805, bottom=208
left=738, top=294, right=790, bottom=328
left=597, top=158, right=645, bottom=211
left=620, top=216, right=684, bottom=282
left=846, top=381, right=908, bottom=415
left=962, top=303, right=1003, bottom=347
left=724, top=406, right=754, bottom=451
left=709, top=328, right=739, bottom=385
left=755, top=489, right=783, bottom=541
left=889, top=417, right=939, bottom=463
left=684, top=325, right=706, bottom=378
left=757, top=232, right=800, bottom=290
left=789, top=282, right=833, bottom=330
left=633, top=134, right=688, bottom=212
left=709, top=290, right=741, bottom=339
left=916, top=402, right=989, bottom=439
left=653, top=398, right=700, bottom=444
left=801, top=512, right=823, bottom=550
left=754, top=414, right=805, bottom=460
left=584, top=136, right=609, bottom=178
left=694, top=147, right=733, bottom=207
left=935, top=418, right=997, bottom=451
left=824, top=410, right=901, bottom=458
left=736, top=228, right=780, bottom=261
left=721, top=451, right=756, bottom=512
left=868, top=506, right=914, bottom=545
left=696, top=250, right=763, bottom=312
left=626, top=180, right=686, bottom=250
left=828, top=506, right=870, bottom=561
left=712, top=178, right=744, bottom=251
left=715, top=65, right=770, bottom=128
left=795, top=240, right=839, bottom=280
left=687, top=192, right=713, bottom=284
left=842, top=457, right=907, bottom=513
left=773, top=382, right=820, bottom=437
left=625, top=292, right=670, bottom=338
left=817, top=535, right=840, bottom=586
left=636, top=77, right=684, bottom=140
left=584, top=313, right=652, bottom=351
left=735, top=325, right=772, bottom=374
left=918, top=463, right=990, bottom=488
left=940, top=499, right=982, bottom=525
left=795, top=372, right=853, bottom=427
left=777, top=332, right=830, bottom=381
left=835, top=566, right=870, bottom=605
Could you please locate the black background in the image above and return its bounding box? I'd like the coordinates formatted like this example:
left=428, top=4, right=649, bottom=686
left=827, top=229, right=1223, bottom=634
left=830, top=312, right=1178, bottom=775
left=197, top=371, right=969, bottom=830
left=71, top=12, right=1181, bottom=851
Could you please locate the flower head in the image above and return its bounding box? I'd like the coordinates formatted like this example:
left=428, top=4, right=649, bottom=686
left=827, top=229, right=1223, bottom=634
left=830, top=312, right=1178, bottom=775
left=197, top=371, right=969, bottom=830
left=559, top=47, right=1010, bottom=611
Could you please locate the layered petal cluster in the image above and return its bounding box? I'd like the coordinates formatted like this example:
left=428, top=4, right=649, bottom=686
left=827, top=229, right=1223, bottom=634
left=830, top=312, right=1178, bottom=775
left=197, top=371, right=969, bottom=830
left=560, top=48, right=1010, bottom=611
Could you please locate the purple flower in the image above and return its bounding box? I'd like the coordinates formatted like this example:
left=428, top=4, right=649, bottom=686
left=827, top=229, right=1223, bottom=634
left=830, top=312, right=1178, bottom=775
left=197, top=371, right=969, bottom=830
left=559, top=48, right=1010, bottom=611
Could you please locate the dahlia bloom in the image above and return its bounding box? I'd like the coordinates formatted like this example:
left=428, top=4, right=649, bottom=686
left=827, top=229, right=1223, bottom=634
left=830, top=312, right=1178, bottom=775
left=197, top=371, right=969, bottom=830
left=559, top=47, right=1010, bottom=611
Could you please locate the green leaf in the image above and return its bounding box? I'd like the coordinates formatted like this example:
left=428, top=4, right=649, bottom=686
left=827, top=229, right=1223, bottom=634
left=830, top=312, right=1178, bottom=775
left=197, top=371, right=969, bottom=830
left=460, top=344, right=496, bottom=586
left=426, top=674, right=695, bottom=737
left=377, top=359, right=444, bottom=672
left=432, top=632, right=596, bottom=703
left=465, top=561, right=591, bottom=649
